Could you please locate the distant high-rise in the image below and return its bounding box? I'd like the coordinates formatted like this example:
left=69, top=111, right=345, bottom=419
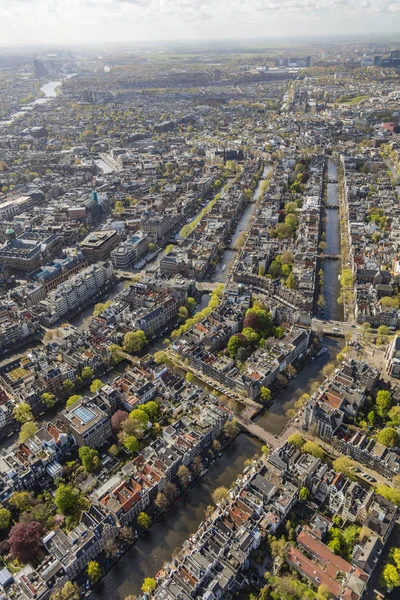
left=33, top=59, right=47, bottom=79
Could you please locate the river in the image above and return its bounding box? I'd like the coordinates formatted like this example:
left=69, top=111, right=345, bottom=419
left=212, top=164, right=273, bottom=283
left=322, top=160, right=343, bottom=322
left=88, top=434, right=262, bottom=600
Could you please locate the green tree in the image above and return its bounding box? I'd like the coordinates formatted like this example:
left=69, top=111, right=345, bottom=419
left=286, top=272, right=297, bottom=290
left=332, top=457, right=357, bottom=480
left=242, top=327, right=260, bottom=345
left=137, top=511, right=151, bottom=529
left=19, top=422, right=39, bottom=443
left=376, top=485, right=400, bottom=506
left=54, top=484, right=80, bottom=515
left=81, top=366, right=94, bottom=380
left=90, top=379, right=104, bottom=393
left=227, top=335, right=246, bottom=358
left=13, top=403, right=33, bottom=423
left=114, top=201, right=124, bottom=214
left=367, top=410, right=376, bottom=426
left=50, top=582, right=80, bottom=600
left=382, top=563, right=400, bottom=590
left=141, top=578, right=156, bottom=594
left=287, top=433, right=305, bottom=448
left=378, top=427, right=398, bottom=447
left=123, top=330, right=148, bottom=353
left=388, top=406, right=400, bottom=426
left=66, top=394, right=82, bottom=408
left=299, top=487, right=310, bottom=501
left=301, top=441, right=325, bottom=460
left=79, top=446, right=100, bottom=472
left=0, top=508, right=11, bottom=530
left=123, top=435, right=139, bottom=454
left=376, top=390, right=392, bottom=418
left=377, top=325, right=391, bottom=336
left=63, top=379, right=75, bottom=393
left=187, top=297, right=196, bottom=314
left=260, top=387, right=271, bottom=402
left=41, top=393, right=56, bottom=408
left=142, top=401, right=159, bottom=419
left=87, top=561, right=101, bottom=583
left=178, top=306, right=189, bottom=321
left=8, top=491, right=34, bottom=512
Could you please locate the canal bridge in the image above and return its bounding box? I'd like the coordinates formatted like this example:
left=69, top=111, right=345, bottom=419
left=326, top=204, right=339, bottom=209
left=327, top=178, right=338, bottom=184
left=320, top=254, right=340, bottom=260
left=237, top=416, right=280, bottom=449
left=311, top=318, right=360, bottom=337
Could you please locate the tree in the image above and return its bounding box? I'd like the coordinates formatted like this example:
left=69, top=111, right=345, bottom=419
left=90, top=379, right=104, bottom=393
left=316, top=584, right=333, bottom=600
left=332, top=457, right=357, bottom=480
left=377, top=325, right=391, bottom=337
left=177, top=464, right=190, bottom=485
left=164, top=482, right=177, bottom=504
left=388, top=406, right=400, bottom=426
left=123, top=435, right=139, bottom=454
left=81, top=366, right=94, bottom=380
left=212, top=439, right=221, bottom=452
left=123, top=330, right=147, bottom=353
left=375, top=392, right=392, bottom=421
left=137, top=511, right=151, bottom=529
left=50, top=582, right=80, bottom=600
left=104, top=538, right=119, bottom=559
left=128, top=408, right=149, bottom=437
left=287, top=433, right=305, bottom=448
left=185, top=372, right=195, bottom=384
left=13, top=403, right=33, bottom=423
left=212, top=486, right=229, bottom=504
left=378, top=427, right=398, bottom=448
left=66, top=394, right=82, bottom=408
left=111, top=410, right=129, bottom=433
left=187, top=297, right=196, bottom=314
left=223, top=419, right=239, bottom=439
left=87, top=561, right=101, bottom=583
left=41, top=393, right=56, bottom=408
left=153, top=350, right=170, bottom=365
left=55, top=484, right=80, bottom=514
left=299, top=487, right=310, bottom=501
left=178, top=306, right=189, bottom=321
left=9, top=521, right=45, bottom=563
left=242, top=327, right=260, bottom=345
left=8, top=491, right=34, bottom=512
left=114, top=201, right=124, bottom=214
left=141, top=578, right=156, bottom=594
left=367, top=410, right=376, bottom=426
left=191, top=455, right=203, bottom=476
left=243, top=308, right=272, bottom=337
left=376, top=485, right=400, bottom=506
left=63, top=379, right=74, bottom=393
left=0, top=508, right=11, bottom=530
left=79, top=446, right=100, bottom=472
left=262, top=445, right=269, bottom=456
left=19, top=421, right=39, bottom=443
left=155, top=491, right=169, bottom=511
left=301, top=441, right=325, bottom=460
left=260, top=387, right=271, bottom=402
left=142, top=401, right=159, bottom=419
left=227, top=335, right=246, bottom=358
left=382, top=563, right=400, bottom=590
left=286, top=272, right=297, bottom=290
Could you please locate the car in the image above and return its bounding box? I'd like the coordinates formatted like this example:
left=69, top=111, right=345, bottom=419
left=351, top=325, right=356, bottom=328
left=369, top=476, right=376, bottom=482
left=354, top=467, right=361, bottom=473
left=362, top=472, right=368, bottom=478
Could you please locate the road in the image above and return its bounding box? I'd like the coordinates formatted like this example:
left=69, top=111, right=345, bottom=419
left=312, top=318, right=360, bottom=337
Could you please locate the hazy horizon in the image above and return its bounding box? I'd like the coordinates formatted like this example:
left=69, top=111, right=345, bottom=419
left=1, top=0, right=400, bottom=46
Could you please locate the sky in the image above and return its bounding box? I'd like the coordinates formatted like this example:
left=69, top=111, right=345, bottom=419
left=1, top=0, right=400, bottom=45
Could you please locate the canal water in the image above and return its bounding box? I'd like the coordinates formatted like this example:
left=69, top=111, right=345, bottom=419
left=322, top=160, right=343, bottom=322
left=89, top=434, right=262, bottom=600
left=212, top=164, right=273, bottom=283
left=255, top=335, right=343, bottom=435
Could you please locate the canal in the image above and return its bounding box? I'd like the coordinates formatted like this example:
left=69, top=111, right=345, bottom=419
left=89, top=434, right=262, bottom=600
left=322, top=159, right=343, bottom=322
left=212, top=164, right=273, bottom=283
left=255, top=335, right=343, bottom=436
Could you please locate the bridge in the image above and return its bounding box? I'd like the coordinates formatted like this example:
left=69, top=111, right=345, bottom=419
left=327, top=178, right=338, bottom=184
left=326, top=204, right=339, bottom=209
left=311, top=317, right=360, bottom=337
left=237, top=416, right=280, bottom=449
left=320, top=254, right=340, bottom=260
